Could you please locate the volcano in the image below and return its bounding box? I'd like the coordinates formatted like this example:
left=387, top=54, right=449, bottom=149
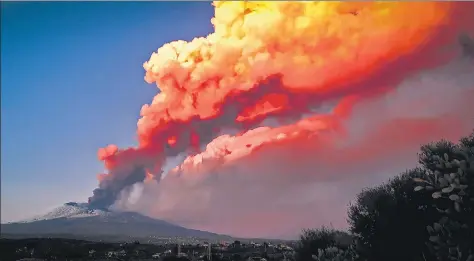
left=0, top=202, right=230, bottom=241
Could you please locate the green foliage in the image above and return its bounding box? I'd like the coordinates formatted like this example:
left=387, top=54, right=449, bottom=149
left=413, top=131, right=474, bottom=261
left=310, top=245, right=358, bottom=261
left=341, top=130, right=474, bottom=261
left=299, top=227, right=338, bottom=249
left=296, top=227, right=353, bottom=261
left=347, top=168, right=439, bottom=261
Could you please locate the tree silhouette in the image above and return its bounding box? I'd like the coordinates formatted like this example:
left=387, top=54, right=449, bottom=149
left=347, top=130, right=474, bottom=261
left=295, top=227, right=352, bottom=261
left=348, top=168, right=441, bottom=261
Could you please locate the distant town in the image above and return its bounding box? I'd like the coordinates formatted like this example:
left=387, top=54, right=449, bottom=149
left=0, top=237, right=298, bottom=261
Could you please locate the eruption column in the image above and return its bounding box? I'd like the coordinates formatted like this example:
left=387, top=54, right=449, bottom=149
left=88, top=1, right=468, bottom=209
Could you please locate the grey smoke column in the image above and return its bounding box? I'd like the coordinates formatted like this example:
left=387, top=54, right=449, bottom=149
left=88, top=166, right=148, bottom=209
left=85, top=77, right=295, bottom=210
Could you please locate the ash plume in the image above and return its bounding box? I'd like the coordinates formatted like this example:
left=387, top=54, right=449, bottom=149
left=87, top=1, right=474, bottom=238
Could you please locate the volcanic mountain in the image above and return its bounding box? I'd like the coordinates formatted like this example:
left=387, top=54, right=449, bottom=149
left=1, top=202, right=230, bottom=240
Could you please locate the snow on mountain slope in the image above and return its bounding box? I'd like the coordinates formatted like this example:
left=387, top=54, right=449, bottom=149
left=1, top=202, right=230, bottom=239
left=19, top=202, right=110, bottom=223
left=13, top=202, right=174, bottom=225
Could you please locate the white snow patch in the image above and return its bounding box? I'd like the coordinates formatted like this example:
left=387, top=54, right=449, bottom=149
left=17, top=202, right=111, bottom=223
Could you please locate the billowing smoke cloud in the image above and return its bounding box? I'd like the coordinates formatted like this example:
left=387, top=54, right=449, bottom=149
left=89, top=2, right=474, bottom=238
left=114, top=57, right=474, bottom=238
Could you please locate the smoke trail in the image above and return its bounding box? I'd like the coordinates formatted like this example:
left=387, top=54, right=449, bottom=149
left=116, top=57, right=474, bottom=238
left=89, top=1, right=474, bottom=229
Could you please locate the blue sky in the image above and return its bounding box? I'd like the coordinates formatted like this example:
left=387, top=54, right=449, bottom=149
left=1, top=1, right=214, bottom=222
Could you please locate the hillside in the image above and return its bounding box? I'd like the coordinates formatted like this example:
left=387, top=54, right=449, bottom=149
left=1, top=202, right=230, bottom=240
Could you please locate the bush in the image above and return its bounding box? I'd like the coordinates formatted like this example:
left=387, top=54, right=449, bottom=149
left=296, top=227, right=353, bottom=261
left=413, top=132, right=474, bottom=260
left=348, top=169, right=439, bottom=261
left=310, top=245, right=358, bottom=261
left=312, top=130, right=474, bottom=261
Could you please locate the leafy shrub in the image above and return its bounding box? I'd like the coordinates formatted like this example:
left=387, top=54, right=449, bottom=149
left=296, top=227, right=353, bottom=261
left=414, top=132, right=474, bottom=261
left=310, top=245, right=358, bottom=261
left=348, top=169, right=439, bottom=261
left=299, top=131, right=474, bottom=261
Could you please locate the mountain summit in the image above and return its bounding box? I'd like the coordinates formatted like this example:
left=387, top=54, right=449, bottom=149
left=1, top=202, right=228, bottom=240
left=16, top=202, right=110, bottom=222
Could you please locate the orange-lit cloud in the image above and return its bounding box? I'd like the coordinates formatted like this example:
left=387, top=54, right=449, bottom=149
left=90, top=1, right=474, bottom=238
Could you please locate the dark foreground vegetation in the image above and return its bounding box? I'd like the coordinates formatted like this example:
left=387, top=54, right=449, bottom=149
left=1, top=130, right=473, bottom=261
left=296, top=130, right=474, bottom=261
left=0, top=237, right=296, bottom=261
left=0, top=237, right=174, bottom=260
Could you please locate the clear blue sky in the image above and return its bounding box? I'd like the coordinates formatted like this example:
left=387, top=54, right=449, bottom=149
left=1, top=1, right=214, bottom=222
